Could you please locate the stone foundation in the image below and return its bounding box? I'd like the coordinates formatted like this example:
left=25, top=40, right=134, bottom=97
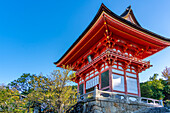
left=67, top=98, right=157, bottom=113
left=82, top=98, right=152, bottom=113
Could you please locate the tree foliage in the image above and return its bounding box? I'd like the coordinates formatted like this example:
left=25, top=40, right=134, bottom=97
left=140, top=73, right=169, bottom=100
left=9, top=73, right=35, bottom=95
left=26, top=66, right=77, bottom=112
left=0, top=85, right=27, bottom=112
left=3, top=66, right=77, bottom=113
left=162, top=67, right=170, bottom=84
left=160, top=79, right=170, bottom=100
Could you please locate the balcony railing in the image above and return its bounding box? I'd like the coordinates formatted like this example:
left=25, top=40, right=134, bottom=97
left=77, top=86, right=162, bottom=107
left=76, top=49, right=150, bottom=74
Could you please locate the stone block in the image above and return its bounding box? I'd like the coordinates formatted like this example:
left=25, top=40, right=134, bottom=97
left=89, top=101, right=96, bottom=106
left=101, top=101, right=108, bottom=108
left=102, top=107, right=106, bottom=113
left=93, top=105, right=102, bottom=111
left=95, top=100, right=101, bottom=106
left=109, top=105, right=117, bottom=113
left=93, top=109, right=102, bottom=113
left=113, top=103, right=119, bottom=108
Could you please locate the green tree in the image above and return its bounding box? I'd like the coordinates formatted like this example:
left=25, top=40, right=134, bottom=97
left=161, top=67, right=170, bottom=101
left=26, top=66, right=77, bottom=113
left=0, top=85, right=27, bottom=112
left=140, top=74, right=164, bottom=100
left=140, top=82, right=153, bottom=98
left=25, top=75, right=48, bottom=112
left=160, top=79, right=170, bottom=100
left=2, top=66, right=77, bottom=112
left=9, top=73, right=35, bottom=95
left=149, top=73, right=158, bottom=81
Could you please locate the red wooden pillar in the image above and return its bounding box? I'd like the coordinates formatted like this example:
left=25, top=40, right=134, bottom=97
left=99, top=72, right=101, bottom=90
left=97, top=66, right=101, bottom=90
left=124, top=68, right=127, bottom=95
left=137, top=72, right=141, bottom=97
left=109, top=66, right=113, bottom=91
left=84, top=80, right=86, bottom=94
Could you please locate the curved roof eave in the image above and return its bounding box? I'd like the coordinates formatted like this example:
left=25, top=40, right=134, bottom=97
left=120, top=5, right=141, bottom=27
left=54, top=3, right=170, bottom=66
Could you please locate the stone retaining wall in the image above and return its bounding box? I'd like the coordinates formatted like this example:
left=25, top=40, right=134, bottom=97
left=81, top=98, right=152, bottom=113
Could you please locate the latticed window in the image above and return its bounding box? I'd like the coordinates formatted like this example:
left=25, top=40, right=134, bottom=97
left=85, top=68, right=99, bottom=93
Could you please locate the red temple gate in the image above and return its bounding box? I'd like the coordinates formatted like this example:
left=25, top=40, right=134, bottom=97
left=54, top=4, right=170, bottom=97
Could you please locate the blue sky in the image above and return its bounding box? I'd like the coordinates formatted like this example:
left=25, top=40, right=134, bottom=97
left=0, top=0, right=170, bottom=84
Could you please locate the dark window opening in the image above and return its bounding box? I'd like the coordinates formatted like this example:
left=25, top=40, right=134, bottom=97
left=101, top=70, right=109, bottom=88
left=86, top=87, right=94, bottom=93
left=79, top=83, right=84, bottom=95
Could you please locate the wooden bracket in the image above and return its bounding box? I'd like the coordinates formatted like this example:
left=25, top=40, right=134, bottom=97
left=137, top=64, right=144, bottom=73
left=92, top=63, right=102, bottom=72
left=124, top=61, right=131, bottom=70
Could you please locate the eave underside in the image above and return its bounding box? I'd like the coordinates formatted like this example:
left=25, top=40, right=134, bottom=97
left=72, top=48, right=151, bottom=83
left=55, top=4, right=170, bottom=67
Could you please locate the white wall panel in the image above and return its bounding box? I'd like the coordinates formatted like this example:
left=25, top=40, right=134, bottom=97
left=112, top=74, right=125, bottom=92
left=127, top=77, right=138, bottom=94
